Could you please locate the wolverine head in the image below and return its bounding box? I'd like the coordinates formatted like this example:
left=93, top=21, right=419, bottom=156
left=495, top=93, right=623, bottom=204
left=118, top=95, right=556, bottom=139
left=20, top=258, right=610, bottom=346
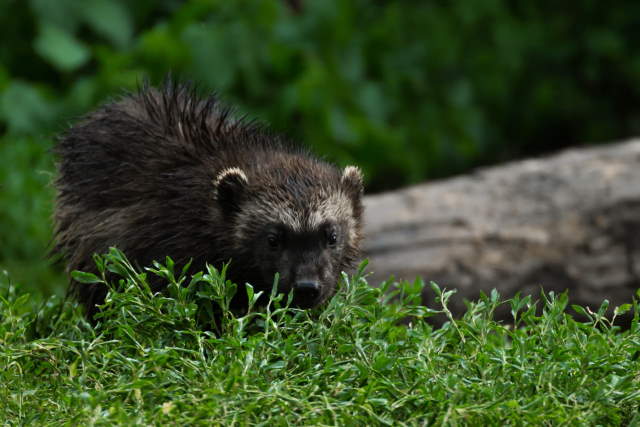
left=213, top=159, right=364, bottom=308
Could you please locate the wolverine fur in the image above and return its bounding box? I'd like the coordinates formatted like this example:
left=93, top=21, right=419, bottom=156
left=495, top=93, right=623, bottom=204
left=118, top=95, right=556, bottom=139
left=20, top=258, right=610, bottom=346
left=53, top=81, right=364, bottom=319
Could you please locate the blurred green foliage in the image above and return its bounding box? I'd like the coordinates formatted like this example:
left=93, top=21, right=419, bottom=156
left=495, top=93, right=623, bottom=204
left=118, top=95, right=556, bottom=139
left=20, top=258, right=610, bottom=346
left=0, top=136, right=58, bottom=294
left=2, top=0, right=640, bottom=295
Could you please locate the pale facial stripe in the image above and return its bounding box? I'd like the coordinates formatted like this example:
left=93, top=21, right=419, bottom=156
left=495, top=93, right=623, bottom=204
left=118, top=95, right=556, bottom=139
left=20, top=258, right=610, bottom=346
left=233, top=192, right=356, bottom=244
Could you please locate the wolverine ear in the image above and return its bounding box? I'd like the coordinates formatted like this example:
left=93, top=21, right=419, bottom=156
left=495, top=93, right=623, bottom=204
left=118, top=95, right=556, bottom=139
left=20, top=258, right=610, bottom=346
left=341, top=165, right=364, bottom=199
left=214, top=167, right=248, bottom=214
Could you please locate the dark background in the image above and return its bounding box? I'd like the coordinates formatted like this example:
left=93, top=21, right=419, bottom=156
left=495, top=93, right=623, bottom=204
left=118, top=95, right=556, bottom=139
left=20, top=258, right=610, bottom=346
left=2, top=0, right=640, bottom=296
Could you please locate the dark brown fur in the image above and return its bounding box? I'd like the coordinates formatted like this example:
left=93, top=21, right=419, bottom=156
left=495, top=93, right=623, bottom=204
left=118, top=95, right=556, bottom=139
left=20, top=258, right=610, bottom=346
left=53, top=81, right=364, bottom=319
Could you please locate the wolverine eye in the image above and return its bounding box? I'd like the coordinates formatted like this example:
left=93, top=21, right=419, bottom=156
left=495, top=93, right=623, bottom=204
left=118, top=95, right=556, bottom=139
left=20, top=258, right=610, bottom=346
left=267, top=234, right=280, bottom=249
left=327, top=230, right=338, bottom=246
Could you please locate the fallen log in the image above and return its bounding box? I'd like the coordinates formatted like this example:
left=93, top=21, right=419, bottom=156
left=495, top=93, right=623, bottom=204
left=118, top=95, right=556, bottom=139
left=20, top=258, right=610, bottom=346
left=362, top=139, right=640, bottom=319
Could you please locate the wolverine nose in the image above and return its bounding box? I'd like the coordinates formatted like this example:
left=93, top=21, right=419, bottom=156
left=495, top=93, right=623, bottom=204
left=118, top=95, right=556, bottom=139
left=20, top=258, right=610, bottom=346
left=294, top=280, right=320, bottom=303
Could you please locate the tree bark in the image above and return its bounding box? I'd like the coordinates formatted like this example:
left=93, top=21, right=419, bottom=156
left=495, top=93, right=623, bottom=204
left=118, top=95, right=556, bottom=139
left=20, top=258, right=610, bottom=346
left=362, top=139, right=640, bottom=319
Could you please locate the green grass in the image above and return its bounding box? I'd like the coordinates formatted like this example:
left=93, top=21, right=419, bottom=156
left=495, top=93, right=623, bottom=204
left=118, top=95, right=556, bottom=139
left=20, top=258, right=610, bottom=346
left=1, top=249, right=639, bottom=425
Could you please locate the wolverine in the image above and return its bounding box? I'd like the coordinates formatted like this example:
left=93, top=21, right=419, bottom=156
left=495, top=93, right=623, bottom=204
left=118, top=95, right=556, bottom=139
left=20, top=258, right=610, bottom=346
left=52, top=80, right=364, bottom=319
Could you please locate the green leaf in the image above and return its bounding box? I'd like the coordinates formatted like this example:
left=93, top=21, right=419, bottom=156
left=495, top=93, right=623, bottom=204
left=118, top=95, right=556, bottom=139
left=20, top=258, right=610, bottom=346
left=71, top=270, right=103, bottom=284
left=34, top=24, right=90, bottom=71
left=81, top=0, right=133, bottom=48
left=29, top=0, right=80, bottom=32
left=571, top=305, right=590, bottom=319
left=0, top=82, right=55, bottom=134
left=597, top=299, right=610, bottom=316
left=614, top=304, right=632, bottom=316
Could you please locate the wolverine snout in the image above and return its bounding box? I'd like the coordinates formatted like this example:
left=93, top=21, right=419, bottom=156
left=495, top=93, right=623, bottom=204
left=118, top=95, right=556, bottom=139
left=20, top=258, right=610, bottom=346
left=293, top=279, right=321, bottom=307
